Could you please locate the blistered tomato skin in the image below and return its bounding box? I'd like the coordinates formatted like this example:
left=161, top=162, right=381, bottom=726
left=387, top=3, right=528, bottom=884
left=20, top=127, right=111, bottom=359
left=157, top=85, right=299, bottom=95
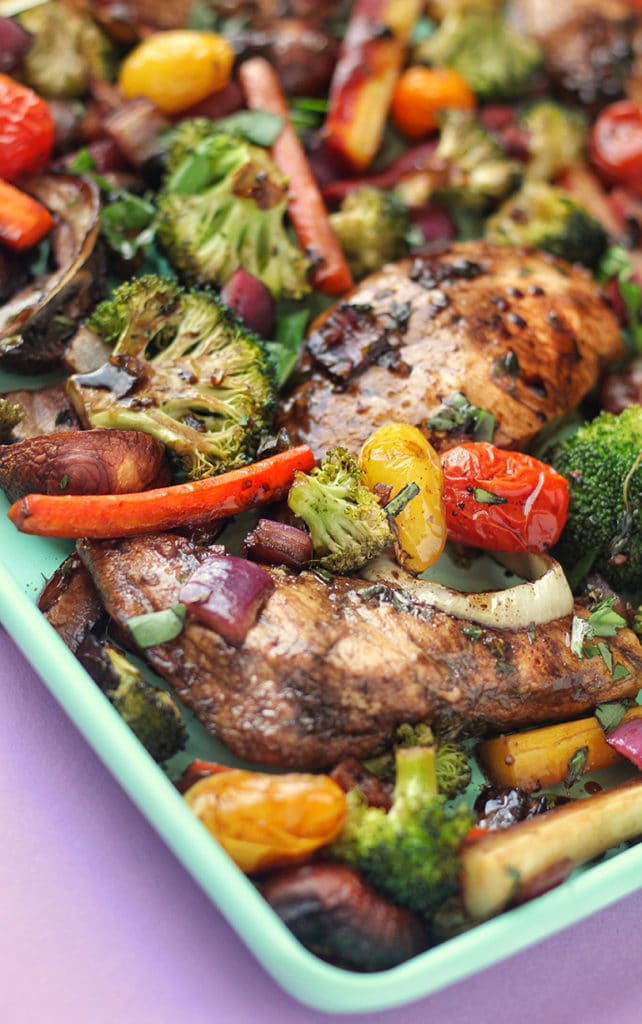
left=184, top=769, right=347, bottom=874
left=589, top=100, right=642, bottom=191
left=441, top=443, right=570, bottom=553
left=359, top=422, right=446, bottom=574
left=0, top=74, right=54, bottom=182
left=118, top=30, right=234, bottom=115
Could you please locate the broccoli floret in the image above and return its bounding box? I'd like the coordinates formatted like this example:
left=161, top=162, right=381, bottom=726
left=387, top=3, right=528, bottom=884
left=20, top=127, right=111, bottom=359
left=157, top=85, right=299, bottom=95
left=0, top=398, right=24, bottom=442
left=101, top=647, right=187, bottom=763
left=520, top=102, right=588, bottom=182
left=19, top=1, right=116, bottom=98
left=330, top=743, right=474, bottom=918
left=157, top=127, right=312, bottom=299
left=364, top=723, right=473, bottom=799
left=416, top=9, right=542, bottom=101
left=67, top=274, right=276, bottom=480
left=432, top=110, right=522, bottom=211
left=550, top=406, right=642, bottom=593
left=485, top=181, right=608, bottom=269
left=329, top=186, right=411, bottom=280
left=287, top=447, right=392, bottom=573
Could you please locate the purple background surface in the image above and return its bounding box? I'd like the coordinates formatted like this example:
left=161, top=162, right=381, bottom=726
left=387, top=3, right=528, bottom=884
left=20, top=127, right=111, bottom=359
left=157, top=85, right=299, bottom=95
left=2, top=624, right=642, bottom=1024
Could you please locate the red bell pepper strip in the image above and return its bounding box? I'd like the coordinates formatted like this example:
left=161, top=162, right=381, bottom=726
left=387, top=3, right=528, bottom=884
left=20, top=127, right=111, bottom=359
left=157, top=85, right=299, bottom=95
left=0, top=178, right=53, bottom=250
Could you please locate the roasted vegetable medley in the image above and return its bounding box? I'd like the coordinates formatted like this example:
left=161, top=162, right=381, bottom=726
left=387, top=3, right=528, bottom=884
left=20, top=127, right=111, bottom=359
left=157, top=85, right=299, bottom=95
left=3, top=0, right=642, bottom=978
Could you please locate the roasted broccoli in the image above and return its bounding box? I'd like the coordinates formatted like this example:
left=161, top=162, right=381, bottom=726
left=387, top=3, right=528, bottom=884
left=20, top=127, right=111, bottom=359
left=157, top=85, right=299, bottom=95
left=416, top=9, right=542, bottom=101
left=100, top=646, right=187, bottom=763
left=520, top=101, right=588, bottom=182
left=330, top=742, right=474, bottom=919
left=19, top=1, right=116, bottom=98
left=485, top=181, right=608, bottom=269
left=432, top=110, right=522, bottom=212
left=329, top=186, right=411, bottom=280
left=0, top=397, right=23, bottom=442
left=157, top=125, right=312, bottom=299
left=550, top=405, right=642, bottom=594
left=364, top=723, right=473, bottom=799
left=287, top=447, right=392, bottom=574
left=67, top=275, right=276, bottom=480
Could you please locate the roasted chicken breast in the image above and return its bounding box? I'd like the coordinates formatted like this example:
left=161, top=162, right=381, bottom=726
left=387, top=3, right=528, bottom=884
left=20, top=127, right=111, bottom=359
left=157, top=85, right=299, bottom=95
left=77, top=533, right=642, bottom=770
left=278, top=241, right=623, bottom=459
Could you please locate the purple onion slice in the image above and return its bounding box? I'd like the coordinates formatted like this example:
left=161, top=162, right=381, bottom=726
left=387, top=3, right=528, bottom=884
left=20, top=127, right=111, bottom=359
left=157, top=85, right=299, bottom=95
left=606, top=716, right=642, bottom=771
left=178, top=554, right=274, bottom=646
left=242, top=518, right=313, bottom=568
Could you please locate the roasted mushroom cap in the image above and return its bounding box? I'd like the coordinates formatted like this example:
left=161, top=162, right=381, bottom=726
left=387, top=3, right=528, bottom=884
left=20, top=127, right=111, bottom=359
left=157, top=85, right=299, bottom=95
left=0, top=173, right=101, bottom=373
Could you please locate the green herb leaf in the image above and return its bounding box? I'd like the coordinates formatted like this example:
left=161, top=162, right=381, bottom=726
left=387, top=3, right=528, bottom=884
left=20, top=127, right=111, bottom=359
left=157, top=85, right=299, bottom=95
left=266, top=307, right=310, bottom=387
left=425, top=392, right=496, bottom=442
left=100, top=192, right=157, bottom=260
left=473, top=487, right=507, bottom=505
left=462, top=625, right=483, bottom=641
left=588, top=596, right=627, bottom=637
left=68, top=148, right=97, bottom=174
left=595, top=699, right=631, bottom=733
left=570, top=614, right=592, bottom=657
left=612, top=663, right=632, bottom=682
left=597, top=641, right=613, bottom=673
left=126, top=605, right=186, bottom=647
left=384, top=481, right=420, bottom=519
left=564, top=745, right=588, bottom=788
left=214, top=110, right=284, bottom=147
left=598, top=245, right=642, bottom=352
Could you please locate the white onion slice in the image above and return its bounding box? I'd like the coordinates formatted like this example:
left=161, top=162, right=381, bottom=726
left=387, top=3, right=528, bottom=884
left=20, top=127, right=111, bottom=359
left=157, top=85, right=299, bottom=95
left=360, top=551, right=574, bottom=630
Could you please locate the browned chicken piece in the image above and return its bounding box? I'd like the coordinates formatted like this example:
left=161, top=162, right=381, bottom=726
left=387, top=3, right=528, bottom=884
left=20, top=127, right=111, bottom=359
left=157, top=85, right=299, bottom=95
left=510, top=0, right=639, bottom=108
left=77, top=533, right=642, bottom=770
left=278, top=242, right=624, bottom=459
left=0, top=429, right=171, bottom=502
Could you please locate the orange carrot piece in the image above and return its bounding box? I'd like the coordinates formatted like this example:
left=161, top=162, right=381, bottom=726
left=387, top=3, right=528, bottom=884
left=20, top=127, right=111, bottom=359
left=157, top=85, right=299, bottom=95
left=238, top=57, right=354, bottom=297
left=7, top=445, right=315, bottom=538
left=0, top=178, right=53, bottom=250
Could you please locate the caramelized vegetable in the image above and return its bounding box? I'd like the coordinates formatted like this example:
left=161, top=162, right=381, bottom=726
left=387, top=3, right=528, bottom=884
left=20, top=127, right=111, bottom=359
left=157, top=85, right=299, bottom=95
left=184, top=768, right=346, bottom=873
left=359, top=422, right=446, bottom=573
left=477, top=716, right=628, bottom=792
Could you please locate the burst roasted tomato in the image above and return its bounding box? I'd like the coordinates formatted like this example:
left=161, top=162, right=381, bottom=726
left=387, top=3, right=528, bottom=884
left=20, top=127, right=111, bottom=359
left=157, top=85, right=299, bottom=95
left=589, top=100, right=642, bottom=192
left=0, top=73, right=54, bottom=182
left=441, top=443, right=570, bottom=553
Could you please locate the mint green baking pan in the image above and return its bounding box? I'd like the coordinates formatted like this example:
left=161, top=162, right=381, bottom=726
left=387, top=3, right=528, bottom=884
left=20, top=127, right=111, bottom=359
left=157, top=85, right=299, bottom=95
left=2, top=370, right=642, bottom=1014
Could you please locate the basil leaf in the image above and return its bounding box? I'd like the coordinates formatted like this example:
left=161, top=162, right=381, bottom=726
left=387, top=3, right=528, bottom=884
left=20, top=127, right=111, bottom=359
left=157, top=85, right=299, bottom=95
left=595, top=699, right=630, bottom=733
left=612, top=663, right=632, bottom=682
left=266, top=308, right=310, bottom=387
left=564, top=745, right=588, bottom=787
left=385, top=482, right=420, bottom=519
left=588, top=596, right=627, bottom=637
left=126, top=605, right=186, bottom=647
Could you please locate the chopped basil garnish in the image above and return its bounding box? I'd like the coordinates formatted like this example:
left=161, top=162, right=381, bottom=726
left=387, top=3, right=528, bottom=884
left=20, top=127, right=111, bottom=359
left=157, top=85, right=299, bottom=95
left=564, top=746, right=588, bottom=788
left=425, top=392, right=496, bottom=442
left=126, top=604, right=186, bottom=647
left=570, top=597, right=628, bottom=678
left=462, top=625, right=483, bottom=642
left=385, top=481, right=420, bottom=519
left=595, top=699, right=631, bottom=733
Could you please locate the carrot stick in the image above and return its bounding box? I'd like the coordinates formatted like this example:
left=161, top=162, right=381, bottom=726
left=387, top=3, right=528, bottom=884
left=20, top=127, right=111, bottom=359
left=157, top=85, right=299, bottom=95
left=7, top=444, right=315, bottom=538
left=238, top=57, right=354, bottom=297
left=0, top=178, right=53, bottom=250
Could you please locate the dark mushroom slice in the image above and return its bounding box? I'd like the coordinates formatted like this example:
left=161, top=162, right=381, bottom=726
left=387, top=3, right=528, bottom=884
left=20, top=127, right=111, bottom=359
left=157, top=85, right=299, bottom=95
left=0, top=173, right=100, bottom=373
left=38, top=553, right=106, bottom=653
left=0, top=383, right=79, bottom=442
left=259, top=862, right=429, bottom=971
left=0, top=428, right=171, bottom=502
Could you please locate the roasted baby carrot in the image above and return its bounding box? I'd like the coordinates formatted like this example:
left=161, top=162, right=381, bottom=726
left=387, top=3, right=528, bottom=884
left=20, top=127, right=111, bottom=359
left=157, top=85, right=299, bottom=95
left=238, top=57, right=353, bottom=297
left=0, top=178, right=53, bottom=250
left=7, top=445, right=315, bottom=538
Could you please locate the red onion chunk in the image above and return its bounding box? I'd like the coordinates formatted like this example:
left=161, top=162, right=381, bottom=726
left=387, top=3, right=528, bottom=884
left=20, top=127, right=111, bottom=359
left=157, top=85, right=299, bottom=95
left=606, top=717, right=642, bottom=771
left=178, top=554, right=274, bottom=646
left=104, top=97, right=170, bottom=167
left=220, top=267, right=275, bottom=338
left=242, top=518, right=313, bottom=568
left=411, top=205, right=456, bottom=244
left=0, top=18, right=32, bottom=72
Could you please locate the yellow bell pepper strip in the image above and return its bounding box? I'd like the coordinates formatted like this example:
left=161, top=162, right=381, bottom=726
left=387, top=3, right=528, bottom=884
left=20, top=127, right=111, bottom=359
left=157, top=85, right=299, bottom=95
left=7, top=445, right=315, bottom=538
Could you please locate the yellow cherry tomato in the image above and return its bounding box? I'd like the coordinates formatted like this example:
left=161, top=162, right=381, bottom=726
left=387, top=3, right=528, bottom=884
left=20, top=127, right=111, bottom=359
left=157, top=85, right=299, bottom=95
left=118, top=30, right=234, bottom=114
left=391, top=66, right=475, bottom=140
left=359, top=422, right=446, bottom=574
left=184, top=769, right=346, bottom=874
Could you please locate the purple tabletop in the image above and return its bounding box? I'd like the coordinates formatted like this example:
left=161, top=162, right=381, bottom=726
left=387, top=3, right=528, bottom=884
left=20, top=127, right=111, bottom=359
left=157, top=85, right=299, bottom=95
left=2, top=624, right=642, bottom=1024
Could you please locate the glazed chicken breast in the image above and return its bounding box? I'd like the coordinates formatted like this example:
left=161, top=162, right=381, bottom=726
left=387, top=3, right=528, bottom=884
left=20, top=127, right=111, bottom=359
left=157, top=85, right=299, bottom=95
left=278, top=241, right=623, bottom=459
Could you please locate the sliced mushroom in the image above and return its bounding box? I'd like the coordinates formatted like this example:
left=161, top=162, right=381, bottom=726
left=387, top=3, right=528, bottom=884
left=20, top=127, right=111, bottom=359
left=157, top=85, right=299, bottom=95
left=0, top=428, right=171, bottom=501
left=0, top=173, right=100, bottom=373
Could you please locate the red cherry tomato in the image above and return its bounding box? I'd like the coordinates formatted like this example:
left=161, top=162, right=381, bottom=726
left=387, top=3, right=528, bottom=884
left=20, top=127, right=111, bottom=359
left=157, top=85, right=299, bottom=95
left=589, top=100, right=642, bottom=191
left=441, top=443, right=570, bottom=553
left=0, top=73, right=54, bottom=183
